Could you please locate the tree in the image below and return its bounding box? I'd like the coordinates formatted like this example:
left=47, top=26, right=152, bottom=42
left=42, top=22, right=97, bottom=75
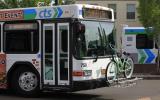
left=51, top=0, right=75, bottom=5
left=0, top=0, right=36, bottom=9
left=0, top=0, right=75, bottom=9
left=138, top=0, right=160, bottom=72
left=62, top=0, right=75, bottom=4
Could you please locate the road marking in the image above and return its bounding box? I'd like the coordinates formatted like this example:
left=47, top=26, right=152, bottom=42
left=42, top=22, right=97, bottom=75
left=138, top=97, right=151, bottom=100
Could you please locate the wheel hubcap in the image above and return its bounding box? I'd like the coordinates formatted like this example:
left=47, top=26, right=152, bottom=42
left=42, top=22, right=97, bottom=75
left=19, top=72, right=38, bottom=91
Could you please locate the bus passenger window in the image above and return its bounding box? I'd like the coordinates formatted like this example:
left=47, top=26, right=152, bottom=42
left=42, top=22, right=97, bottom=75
left=136, top=34, right=153, bottom=49
left=4, top=22, right=39, bottom=53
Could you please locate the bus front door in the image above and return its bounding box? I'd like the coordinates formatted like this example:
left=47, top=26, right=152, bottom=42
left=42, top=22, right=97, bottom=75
left=43, top=24, right=55, bottom=85
left=43, top=23, right=70, bottom=86
left=57, top=23, right=70, bottom=86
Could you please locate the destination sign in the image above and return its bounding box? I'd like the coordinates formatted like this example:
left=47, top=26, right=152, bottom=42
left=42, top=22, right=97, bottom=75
left=5, top=23, right=38, bottom=30
left=0, top=10, right=23, bottom=21
left=82, top=8, right=112, bottom=20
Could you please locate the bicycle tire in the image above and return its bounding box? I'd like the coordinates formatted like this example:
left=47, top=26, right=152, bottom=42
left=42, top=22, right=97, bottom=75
left=123, top=57, right=134, bottom=78
left=105, top=61, right=117, bottom=84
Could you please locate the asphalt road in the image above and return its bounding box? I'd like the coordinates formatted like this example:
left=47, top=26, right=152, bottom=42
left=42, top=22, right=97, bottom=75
left=0, top=80, right=160, bottom=100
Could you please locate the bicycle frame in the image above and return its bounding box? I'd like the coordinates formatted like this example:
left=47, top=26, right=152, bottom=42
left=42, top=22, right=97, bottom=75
left=111, top=53, right=131, bottom=74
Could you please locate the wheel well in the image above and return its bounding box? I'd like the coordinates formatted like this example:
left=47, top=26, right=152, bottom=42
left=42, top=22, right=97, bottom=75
left=7, top=62, right=40, bottom=88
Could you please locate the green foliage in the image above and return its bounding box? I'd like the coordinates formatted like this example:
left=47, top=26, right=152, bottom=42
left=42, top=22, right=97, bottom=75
left=0, top=0, right=75, bottom=9
left=0, top=0, right=36, bottom=9
left=138, top=0, right=160, bottom=43
left=35, top=0, right=51, bottom=6
left=62, top=0, right=75, bottom=4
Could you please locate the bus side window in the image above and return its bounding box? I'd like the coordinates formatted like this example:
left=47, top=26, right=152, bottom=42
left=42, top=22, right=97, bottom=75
left=3, top=22, right=39, bottom=53
left=136, top=34, right=153, bottom=49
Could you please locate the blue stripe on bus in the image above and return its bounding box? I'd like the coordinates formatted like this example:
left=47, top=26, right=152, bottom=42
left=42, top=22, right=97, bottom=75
left=57, top=7, right=63, bottom=17
left=125, top=29, right=145, bottom=33
left=24, top=9, right=36, bottom=15
left=144, top=49, right=155, bottom=63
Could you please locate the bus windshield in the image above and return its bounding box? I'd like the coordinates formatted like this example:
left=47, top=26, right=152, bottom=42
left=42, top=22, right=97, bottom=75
left=74, top=20, right=115, bottom=59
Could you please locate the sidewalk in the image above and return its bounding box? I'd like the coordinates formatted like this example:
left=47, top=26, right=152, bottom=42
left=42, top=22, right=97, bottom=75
left=133, top=64, right=160, bottom=80
left=133, top=74, right=160, bottom=80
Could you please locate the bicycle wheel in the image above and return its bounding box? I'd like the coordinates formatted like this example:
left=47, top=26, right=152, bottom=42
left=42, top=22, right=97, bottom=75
left=105, top=61, right=117, bottom=84
left=124, top=57, right=134, bottom=78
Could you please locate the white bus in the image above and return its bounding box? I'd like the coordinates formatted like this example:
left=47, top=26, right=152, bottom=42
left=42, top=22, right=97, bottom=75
left=0, top=4, right=115, bottom=96
left=122, top=26, right=157, bottom=64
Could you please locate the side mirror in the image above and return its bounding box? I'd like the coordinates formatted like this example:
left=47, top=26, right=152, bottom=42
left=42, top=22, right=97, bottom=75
left=73, top=22, right=85, bottom=35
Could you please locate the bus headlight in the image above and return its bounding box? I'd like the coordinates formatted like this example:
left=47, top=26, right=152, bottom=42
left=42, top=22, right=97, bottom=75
left=83, top=70, right=92, bottom=76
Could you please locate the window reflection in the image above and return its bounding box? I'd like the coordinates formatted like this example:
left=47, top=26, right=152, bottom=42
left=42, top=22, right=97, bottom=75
left=74, top=21, right=115, bottom=58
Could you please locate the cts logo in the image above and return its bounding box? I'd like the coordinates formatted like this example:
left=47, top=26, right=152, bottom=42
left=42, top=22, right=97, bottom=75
left=39, top=9, right=52, bottom=18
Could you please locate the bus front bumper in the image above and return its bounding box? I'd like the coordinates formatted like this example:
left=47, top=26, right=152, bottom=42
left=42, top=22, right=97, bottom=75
left=72, top=78, right=109, bottom=91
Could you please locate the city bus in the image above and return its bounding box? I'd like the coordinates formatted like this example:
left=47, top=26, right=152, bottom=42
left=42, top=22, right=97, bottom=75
left=0, top=4, right=115, bottom=96
left=122, top=26, right=157, bottom=64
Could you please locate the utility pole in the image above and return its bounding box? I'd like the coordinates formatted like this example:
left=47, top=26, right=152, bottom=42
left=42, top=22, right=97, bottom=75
left=55, top=0, right=58, bottom=5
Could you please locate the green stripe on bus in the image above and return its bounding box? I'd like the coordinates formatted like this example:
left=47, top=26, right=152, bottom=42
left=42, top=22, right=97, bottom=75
left=138, top=49, right=147, bottom=64
left=53, top=8, right=58, bottom=18
left=24, top=14, right=36, bottom=20
left=125, top=32, right=146, bottom=35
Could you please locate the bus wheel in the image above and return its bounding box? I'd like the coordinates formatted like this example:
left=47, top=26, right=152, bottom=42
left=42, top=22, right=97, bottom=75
left=11, top=67, right=40, bottom=97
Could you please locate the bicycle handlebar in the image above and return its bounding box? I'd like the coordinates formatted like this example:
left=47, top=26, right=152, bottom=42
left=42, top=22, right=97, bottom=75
left=123, top=52, right=130, bottom=56
left=109, top=43, right=130, bottom=57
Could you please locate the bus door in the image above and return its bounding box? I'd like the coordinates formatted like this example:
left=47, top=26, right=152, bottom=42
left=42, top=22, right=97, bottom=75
left=57, top=23, right=70, bottom=86
left=43, top=23, right=70, bottom=86
left=43, top=24, right=55, bottom=85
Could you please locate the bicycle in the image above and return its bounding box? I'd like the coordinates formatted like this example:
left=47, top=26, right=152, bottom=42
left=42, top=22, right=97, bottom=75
left=105, top=44, right=134, bottom=84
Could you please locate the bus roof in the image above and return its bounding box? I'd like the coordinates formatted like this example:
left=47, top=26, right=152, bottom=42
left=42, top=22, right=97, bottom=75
left=0, top=4, right=114, bottom=21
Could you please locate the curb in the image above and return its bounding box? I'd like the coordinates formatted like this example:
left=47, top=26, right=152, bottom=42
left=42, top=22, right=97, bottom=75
left=133, top=75, right=160, bottom=80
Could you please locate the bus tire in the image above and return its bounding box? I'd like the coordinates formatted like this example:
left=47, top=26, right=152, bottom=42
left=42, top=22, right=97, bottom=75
left=11, top=66, right=40, bottom=97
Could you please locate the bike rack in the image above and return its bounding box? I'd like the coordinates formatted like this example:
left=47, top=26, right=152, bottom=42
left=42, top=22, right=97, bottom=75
left=110, top=77, right=143, bottom=88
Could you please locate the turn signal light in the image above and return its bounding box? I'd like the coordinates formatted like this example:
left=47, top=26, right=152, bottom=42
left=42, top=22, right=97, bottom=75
left=73, top=71, right=84, bottom=76
left=73, top=70, right=92, bottom=76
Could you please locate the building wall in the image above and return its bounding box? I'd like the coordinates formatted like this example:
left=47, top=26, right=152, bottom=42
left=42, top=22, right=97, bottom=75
left=76, top=0, right=142, bottom=49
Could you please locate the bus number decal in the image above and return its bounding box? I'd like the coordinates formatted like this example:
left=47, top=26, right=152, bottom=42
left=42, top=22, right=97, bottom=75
left=81, top=63, right=87, bottom=68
